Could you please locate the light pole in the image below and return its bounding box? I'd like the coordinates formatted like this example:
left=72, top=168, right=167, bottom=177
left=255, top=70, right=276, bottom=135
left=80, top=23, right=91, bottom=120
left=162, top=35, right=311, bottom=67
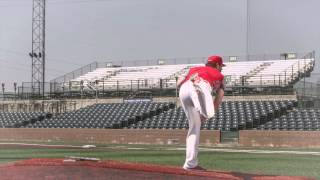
left=95, top=80, right=98, bottom=104
left=14, top=82, right=17, bottom=101
left=246, top=0, right=250, bottom=61
left=80, top=80, right=84, bottom=108
left=1, top=83, right=5, bottom=101
left=175, top=76, right=178, bottom=104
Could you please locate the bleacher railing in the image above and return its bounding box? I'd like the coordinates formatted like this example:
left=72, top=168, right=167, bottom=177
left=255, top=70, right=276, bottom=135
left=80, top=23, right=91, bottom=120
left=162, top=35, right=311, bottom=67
left=11, top=75, right=303, bottom=100
left=0, top=51, right=315, bottom=100
left=50, top=51, right=315, bottom=84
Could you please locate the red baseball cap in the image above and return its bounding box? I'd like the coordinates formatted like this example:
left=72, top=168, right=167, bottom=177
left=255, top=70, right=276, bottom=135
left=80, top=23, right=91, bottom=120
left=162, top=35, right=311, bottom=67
left=207, top=55, right=226, bottom=66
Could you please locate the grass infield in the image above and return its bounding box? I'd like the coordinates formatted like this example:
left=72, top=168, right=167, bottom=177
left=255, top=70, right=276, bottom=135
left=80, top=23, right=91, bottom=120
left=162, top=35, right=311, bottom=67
left=0, top=144, right=319, bottom=179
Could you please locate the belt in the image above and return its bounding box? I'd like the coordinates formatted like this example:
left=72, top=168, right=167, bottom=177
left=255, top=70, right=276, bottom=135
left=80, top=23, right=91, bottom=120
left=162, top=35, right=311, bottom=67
left=189, top=75, right=212, bottom=93
left=191, top=76, right=210, bottom=86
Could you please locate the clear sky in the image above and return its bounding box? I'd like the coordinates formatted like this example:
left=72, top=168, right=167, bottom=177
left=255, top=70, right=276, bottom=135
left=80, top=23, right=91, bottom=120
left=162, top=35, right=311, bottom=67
left=0, top=0, right=319, bottom=91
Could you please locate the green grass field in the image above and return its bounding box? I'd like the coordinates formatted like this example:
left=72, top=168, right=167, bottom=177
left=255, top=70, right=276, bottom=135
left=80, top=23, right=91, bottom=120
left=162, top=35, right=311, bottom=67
left=0, top=144, right=319, bottom=179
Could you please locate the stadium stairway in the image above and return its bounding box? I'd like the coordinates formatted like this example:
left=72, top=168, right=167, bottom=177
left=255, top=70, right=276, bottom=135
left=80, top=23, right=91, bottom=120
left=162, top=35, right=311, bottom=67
left=115, top=102, right=176, bottom=129
left=1, top=100, right=302, bottom=131
left=256, top=108, right=320, bottom=131
left=127, top=100, right=298, bottom=131
left=236, top=100, right=298, bottom=130
left=0, top=112, right=53, bottom=128
left=246, top=62, right=273, bottom=78
left=21, top=102, right=176, bottom=129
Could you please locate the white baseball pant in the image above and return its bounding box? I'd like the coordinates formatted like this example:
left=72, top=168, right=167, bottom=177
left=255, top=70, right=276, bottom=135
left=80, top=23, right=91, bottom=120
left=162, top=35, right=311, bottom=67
left=179, top=80, right=215, bottom=169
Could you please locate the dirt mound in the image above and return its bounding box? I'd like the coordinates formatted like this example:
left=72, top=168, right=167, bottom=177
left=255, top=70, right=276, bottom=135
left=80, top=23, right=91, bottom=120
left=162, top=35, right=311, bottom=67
left=0, top=158, right=314, bottom=180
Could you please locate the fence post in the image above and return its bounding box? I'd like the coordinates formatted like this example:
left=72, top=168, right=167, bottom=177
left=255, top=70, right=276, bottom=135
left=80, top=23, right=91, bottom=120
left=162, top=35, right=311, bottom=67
left=292, top=65, right=294, bottom=82
left=175, top=76, right=178, bottom=103
left=1, top=83, right=4, bottom=101
left=103, top=80, right=105, bottom=96
left=284, top=71, right=286, bottom=86
left=117, top=81, right=119, bottom=96
left=298, top=61, right=300, bottom=79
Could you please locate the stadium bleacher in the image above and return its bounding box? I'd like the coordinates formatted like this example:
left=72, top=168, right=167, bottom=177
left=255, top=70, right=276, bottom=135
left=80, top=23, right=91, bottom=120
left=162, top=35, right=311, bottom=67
left=256, top=108, right=320, bottom=131
left=4, top=100, right=316, bottom=131
left=128, top=100, right=297, bottom=131
left=0, top=111, right=47, bottom=128
left=63, top=58, right=314, bottom=92
left=245, top=59, right=314, bottom=86
left=24, top=102, right=175, bottom=129
left=0, top=56, right=317, bottom=133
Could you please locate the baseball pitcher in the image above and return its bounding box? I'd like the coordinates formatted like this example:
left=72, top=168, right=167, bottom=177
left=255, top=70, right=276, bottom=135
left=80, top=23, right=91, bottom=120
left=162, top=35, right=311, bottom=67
left=178, top=55, right=225, bottom=170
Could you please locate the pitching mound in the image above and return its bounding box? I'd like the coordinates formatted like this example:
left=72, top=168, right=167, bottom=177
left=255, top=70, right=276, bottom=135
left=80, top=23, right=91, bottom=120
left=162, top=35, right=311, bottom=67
left=0, top=158, right=314, bottom=180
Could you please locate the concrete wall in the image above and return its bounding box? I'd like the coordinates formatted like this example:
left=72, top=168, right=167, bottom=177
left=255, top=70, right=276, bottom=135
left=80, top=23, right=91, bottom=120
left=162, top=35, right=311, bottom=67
left=0, top=129, right=220, bottom=146
left=239, top=130, right=320, bottom=148
left=2, top=129, right=320, bottom=148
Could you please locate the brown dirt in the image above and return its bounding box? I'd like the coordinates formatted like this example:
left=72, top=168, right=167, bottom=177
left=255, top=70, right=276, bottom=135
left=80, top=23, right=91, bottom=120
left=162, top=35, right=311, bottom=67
left=0, top=158, right=314, bottom=180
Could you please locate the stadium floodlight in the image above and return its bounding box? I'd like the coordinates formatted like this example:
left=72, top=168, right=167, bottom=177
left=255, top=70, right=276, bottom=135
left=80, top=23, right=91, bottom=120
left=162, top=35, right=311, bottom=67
left=229, top=56, right=237, bottom=62
left=158, top=59, right=165, bottom=65
left=106, top=62, right=113, bottom=67
left=287, top=53, right=297, bottom=59
left=281, top=53, right=297, bottom=60
left=29, top=52, right=39, bottom=58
